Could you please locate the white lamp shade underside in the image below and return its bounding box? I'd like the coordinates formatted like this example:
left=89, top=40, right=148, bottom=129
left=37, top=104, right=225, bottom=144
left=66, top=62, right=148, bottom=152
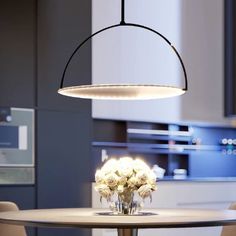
left=58, top=84, right=185, bottom=100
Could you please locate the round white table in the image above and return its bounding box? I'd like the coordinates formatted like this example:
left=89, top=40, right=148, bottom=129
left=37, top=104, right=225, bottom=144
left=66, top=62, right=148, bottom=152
left=1, top=208, right=236, bottom=236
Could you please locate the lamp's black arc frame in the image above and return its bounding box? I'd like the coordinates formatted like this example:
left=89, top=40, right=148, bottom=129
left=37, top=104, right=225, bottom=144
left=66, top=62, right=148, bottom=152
left=59, top=0, right=188, bottom=93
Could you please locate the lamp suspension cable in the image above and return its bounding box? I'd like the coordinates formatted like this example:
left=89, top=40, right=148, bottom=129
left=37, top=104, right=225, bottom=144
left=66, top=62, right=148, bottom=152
left=58, top=0, right=188, bottom=100
left=121, top=0, right=126, bottom=25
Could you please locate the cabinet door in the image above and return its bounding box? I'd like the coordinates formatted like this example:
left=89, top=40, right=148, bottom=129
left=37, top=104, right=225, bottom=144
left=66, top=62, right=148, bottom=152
left=37, top=110, right=92, bottom=236
left=37, top=0, right=91, bottom=112
left=0, top=0, right=36, bottom=108
left=225, top=0, right=236, bottom=116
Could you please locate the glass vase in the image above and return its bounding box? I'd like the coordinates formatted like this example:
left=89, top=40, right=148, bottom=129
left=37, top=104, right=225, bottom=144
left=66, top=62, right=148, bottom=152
left=109, top=191, right=143, bottom=215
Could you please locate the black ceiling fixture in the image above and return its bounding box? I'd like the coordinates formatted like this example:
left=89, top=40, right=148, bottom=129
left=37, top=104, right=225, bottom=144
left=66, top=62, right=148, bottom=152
left=58, top=0, right=188, bottom=100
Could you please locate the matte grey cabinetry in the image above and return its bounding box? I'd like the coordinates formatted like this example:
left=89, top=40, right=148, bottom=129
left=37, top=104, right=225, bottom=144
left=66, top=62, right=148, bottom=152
left=0, top=1, right=92, bottom=236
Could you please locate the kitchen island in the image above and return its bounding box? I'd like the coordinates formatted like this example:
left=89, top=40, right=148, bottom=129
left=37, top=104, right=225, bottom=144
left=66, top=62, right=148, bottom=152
left=92, top=180, right=236, bottom=236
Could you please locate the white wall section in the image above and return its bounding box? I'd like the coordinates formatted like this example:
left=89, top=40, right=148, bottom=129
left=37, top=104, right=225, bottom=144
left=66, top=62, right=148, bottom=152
left=180, top=0, right=225, bottom=123
left=92, top=0, right=182, bottom=122
left=92, top=0, right=227, bottom=124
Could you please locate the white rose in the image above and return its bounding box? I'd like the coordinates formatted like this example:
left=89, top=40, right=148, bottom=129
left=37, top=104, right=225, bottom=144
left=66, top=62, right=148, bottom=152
left=147, top=171, right=157, bottom=190
left=148, top=171, right=157, bottom=182
left=105, top=173, right=119, bottom=188
left=117, top=185, right=124, bottom=194
left=128, top=176, right=138, bottom=188
left=136, top=171, right=149, bottom=185
left=119, top=157, right=133, bottom=164
left=138, top=184, right=153, bottom=199
left=101, top=159, right=118, bottom=174
left=118, top=176, right=127, bottom=185
left=95, top=169, right=105, bottom=184
left=118, top=157, right=134, bottom=177
left=133, top=159, right=150, bottom=173
left=95, top=184, right=113, bottom=199
left=118, top=166, right=133, bottom=177
left=150, top=182, right=157, bottom=191
left=147, top=179, right=157, bottom=191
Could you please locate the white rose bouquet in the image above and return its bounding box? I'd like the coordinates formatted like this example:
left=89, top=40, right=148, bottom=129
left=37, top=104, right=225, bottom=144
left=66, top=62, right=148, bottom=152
left=95, top=157, right=157, bottom=204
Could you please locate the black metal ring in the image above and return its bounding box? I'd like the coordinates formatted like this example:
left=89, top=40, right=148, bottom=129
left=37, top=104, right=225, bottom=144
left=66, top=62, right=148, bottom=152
left=60, top=23, right=188, bottom=91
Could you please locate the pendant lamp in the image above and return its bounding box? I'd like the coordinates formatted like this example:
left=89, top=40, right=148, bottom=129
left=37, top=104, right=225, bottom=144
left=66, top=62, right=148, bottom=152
left=58, top=0, right=188, bottom=100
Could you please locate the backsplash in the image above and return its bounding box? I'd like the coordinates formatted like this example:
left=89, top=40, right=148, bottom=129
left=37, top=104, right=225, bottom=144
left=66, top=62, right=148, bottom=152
left=92, top=119, right=236, bottom=180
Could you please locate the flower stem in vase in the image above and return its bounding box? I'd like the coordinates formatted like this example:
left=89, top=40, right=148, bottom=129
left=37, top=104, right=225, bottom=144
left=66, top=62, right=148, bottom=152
left=118, top=192, right=134, bottom=215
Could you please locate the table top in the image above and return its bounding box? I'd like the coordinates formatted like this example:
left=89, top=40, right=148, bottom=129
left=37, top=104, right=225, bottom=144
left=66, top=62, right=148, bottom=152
left=0, top=208, right=236, bottom=229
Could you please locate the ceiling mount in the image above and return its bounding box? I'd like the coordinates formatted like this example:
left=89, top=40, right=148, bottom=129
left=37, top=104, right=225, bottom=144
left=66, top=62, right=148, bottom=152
left=58, top=0, right=188, bottom=100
